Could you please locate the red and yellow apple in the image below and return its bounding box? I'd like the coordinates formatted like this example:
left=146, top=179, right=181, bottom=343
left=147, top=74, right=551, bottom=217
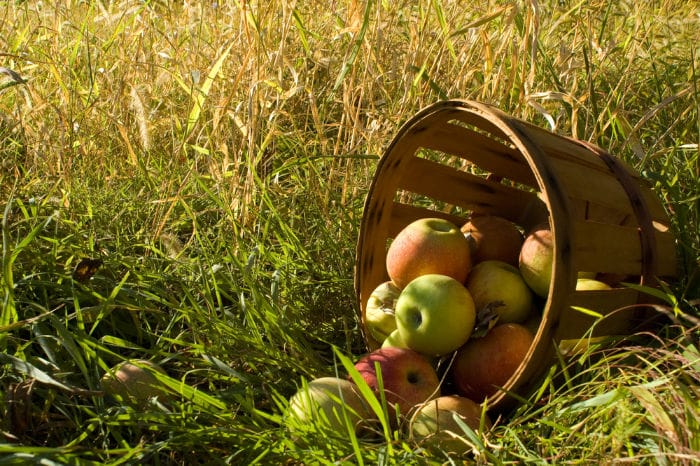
left=465, top=260, right=534, bottom=323
left=287, top=377, right=373, bottom=435
left=519, top=225, right=554, bottom=298
left=461, top=215, right=523, bottom=266
left=386, top=218, right=471, bottom=289
left=409, top=395, right=492, bottom=455
left=395, top=274, right=476, bottom=357
left=365, top=281, right=401, bottom=343
left=102, top=359, right=170, bottom=407
left=452, top=323, right=534, bottom=402
left=354, top=347, right=440, bottom=416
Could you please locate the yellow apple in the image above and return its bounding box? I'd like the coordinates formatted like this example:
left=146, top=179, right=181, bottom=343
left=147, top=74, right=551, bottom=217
left=102, top=359, right=170, bottom=407
left=409, top=395, right=492, bottom=455
left=287, top=377, right=373, bottom=435
left=382, top=328, right=409, bottom=349
left=465, top=260, right=534, bottom=323
left=576, top=278, right=612, bottom=290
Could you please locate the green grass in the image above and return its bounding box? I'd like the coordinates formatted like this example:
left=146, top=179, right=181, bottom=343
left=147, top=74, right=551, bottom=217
left=0, top=0, right=698, bottom=464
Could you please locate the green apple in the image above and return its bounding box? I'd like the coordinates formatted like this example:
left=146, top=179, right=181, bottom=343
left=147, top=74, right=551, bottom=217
left=452, top=323, right=534, bottom=402
left=461, top=215, right=523, bottom=266
left=409, top=395, right=492, bottom=455
left=287, top=377, right=373, bottom=435
left=365, top=281, right=401, bottom=343
left=395, top=274, right=476, bottom=357
left=354, top=347, right=440, bottom=416
left=519, top=225, right=553, bottom=298
left=386, top=218, right=472, bottom=289
left=102, top=359, right=170, bottom=407
left=576, top=278, right=612, bottom=290
left=466, top=260, right=533, bottom=323
left=382, top=328, right=409, bottom=349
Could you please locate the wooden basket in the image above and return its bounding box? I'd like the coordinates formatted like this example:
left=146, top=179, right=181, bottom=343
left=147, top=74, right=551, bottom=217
left=354, top=100, right=677, bottom=413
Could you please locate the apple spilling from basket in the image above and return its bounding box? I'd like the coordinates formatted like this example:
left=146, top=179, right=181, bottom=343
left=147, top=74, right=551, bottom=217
left=287, top=215, right=613, bottom=453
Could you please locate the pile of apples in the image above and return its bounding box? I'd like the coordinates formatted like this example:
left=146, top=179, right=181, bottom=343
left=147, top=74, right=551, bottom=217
left=287, top=215, right=613, bottom=453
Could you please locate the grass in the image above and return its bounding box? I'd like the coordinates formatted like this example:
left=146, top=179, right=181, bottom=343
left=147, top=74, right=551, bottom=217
left=0, top=0, right=698, bottom=463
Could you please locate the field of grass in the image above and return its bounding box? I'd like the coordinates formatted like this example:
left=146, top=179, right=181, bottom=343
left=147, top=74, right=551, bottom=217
left=0, top=0, right=698, bottom=464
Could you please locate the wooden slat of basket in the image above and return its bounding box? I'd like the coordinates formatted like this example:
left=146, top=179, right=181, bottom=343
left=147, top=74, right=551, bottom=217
left=420, top=123, right=538, bottom=188
left=553, top=288, right=641, bottom=340
left=653, top=229, right=678, bottom=277
left=518, top=122, right=613, bottom=171
left=387, top=202, right=466, bottom=238
left=548, top=157, right=634, bottom=214
left=570, top=221, right=644, bottom=274
left=569, top=198, right=634, bottom=225
left=397, top=156, right=539, bottom=223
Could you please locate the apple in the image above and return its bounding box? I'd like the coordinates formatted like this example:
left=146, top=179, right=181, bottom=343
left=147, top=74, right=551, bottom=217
left=395, top=274, right=476, bottom=356
left=365, top=281, right=401, bottom=343
left=409, top=395, right=492, bottom=455
left=519, top=225, right=553, bottom=298
left=576, top=278, right=612, bottom=290
left=452, top=323, right=534, bottom=403
left=102, top=359, right=170, bottom=407
left=382, top=328, right=409, bottom=349
left=465, top=260, right=533, bottom=323
left=354, top=347, right=440, bottom=415
left=287, top=377, right=373, bottom=435
left=461, top=215, right=523, bottom=266
left=386, top=217, right=471, bottom=289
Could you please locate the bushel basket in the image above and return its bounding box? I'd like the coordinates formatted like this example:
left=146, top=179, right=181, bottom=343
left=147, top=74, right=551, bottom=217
left=354, top=99, right=677, bottom=413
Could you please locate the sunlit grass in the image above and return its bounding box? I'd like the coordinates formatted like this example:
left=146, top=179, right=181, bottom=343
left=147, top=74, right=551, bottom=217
left=1, top=0, right=698, bottom=463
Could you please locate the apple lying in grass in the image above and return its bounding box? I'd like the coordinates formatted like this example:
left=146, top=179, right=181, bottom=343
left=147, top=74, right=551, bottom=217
left=102, top=359, right=170, bottom=407
left=365, top=281, right=401, bottom=343
left=452, top=323, right=534, bottom=403
left=386, top=218, right=472, bottom=289
left=465, top=260, right=533, bottom=323
left=519, top=225, right=554, bottom=298
left=287, top=377, right=373, bottom=435
left=409, top=395, right=492, bottom=455
left=395, top=274, right=476, bottom=357
left=354, top=347, right=440, bottom=416
left=461, top=215, right=523, bottom=266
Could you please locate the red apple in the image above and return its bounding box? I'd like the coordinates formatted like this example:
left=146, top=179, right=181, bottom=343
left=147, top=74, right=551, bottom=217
left=409, top=395, right=492, bottom=455
left=354, top=347, right=440, bottom=415
left=452, top=323, right=534, bottom=403
left=386, top=218, right=471, bottom=289
left=461, top=215, right=523, bottom=266
left=519, top=225, right=554, bottom=298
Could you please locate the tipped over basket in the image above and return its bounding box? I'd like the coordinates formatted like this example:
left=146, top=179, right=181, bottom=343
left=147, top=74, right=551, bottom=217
left=354, top=100, right=677, bottom=414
